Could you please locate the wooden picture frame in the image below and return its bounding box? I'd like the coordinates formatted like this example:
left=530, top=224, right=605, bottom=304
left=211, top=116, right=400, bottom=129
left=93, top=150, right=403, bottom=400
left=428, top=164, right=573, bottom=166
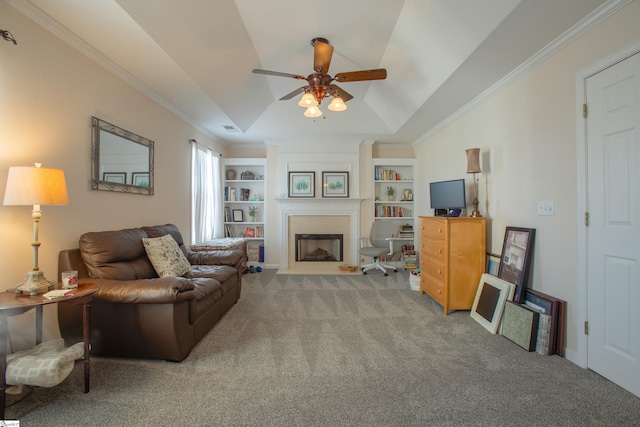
left=232, top=209, right=244, bottom=222
left=470, top=273, right=515, bottom=334
left=322, top=172, right=349, bottom=198
left=132, top=172, right=149, bottom=187
left=500, top=301, right=540, bottom=351
left=288, top=172, right=315, bottom=198
left=103, top=172, right=126, bottom=184
left=524, top=289, right=567, bottom=356
left=498, top=227, right=536, bottom=303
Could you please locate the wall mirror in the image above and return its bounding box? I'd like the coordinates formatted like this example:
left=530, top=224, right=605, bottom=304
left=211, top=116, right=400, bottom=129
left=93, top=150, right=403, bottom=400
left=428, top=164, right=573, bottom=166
left=91, top=116, right=154, bottom=195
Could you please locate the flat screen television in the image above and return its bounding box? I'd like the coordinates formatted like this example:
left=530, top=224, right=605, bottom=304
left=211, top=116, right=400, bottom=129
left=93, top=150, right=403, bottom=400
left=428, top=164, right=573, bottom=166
left=429, top=179, right=466, bottom=216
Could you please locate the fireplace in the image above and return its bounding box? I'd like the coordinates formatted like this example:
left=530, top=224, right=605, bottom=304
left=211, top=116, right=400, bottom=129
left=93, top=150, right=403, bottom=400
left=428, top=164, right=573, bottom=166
left=295, top=234, right=344, bottom=262
left=277, top=198, right=363, bottom=270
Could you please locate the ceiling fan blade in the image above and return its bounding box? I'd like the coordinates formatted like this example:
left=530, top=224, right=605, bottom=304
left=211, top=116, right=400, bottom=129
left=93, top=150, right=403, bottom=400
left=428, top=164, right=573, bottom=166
left=313, top=40, right=334, bottom=74
left=279, top=86, right=307, bottom=101
left=329, top=84, right=353, bottom=102
left=253, top=69, right=306, bottom=80
left=334, top=68, right=387, bottom=82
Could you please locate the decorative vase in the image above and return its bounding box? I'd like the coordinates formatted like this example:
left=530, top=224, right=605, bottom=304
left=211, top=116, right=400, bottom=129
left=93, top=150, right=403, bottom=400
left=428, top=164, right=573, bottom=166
left=249, top=213, right=256, bottom=222
left=226, top=169, right=236, bottom=180
left=388, top=194, right=394, bottom=201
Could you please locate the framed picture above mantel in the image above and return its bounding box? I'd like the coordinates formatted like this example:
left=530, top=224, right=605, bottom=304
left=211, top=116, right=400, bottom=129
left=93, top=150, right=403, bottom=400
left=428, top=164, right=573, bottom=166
left=288, top=172, right=315, bottom=198
left=322, top=172, right=349, bottom=198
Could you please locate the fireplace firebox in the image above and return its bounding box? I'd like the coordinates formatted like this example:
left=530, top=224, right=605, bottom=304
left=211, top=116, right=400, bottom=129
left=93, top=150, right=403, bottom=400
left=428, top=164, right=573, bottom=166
left=295, top=234, right=344, bottom=262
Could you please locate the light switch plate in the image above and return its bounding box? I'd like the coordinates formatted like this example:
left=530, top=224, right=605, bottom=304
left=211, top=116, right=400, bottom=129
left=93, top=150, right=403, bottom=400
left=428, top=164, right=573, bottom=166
left=538, top=200, right=555, bottom=216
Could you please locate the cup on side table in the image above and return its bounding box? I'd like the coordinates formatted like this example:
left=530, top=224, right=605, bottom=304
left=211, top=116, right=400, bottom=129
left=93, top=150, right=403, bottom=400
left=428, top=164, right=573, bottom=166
left=61, top=270, right=78, bottom=289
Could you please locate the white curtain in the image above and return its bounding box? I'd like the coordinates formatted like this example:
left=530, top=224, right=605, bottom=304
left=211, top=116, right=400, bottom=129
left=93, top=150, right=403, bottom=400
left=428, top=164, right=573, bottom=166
left=191, top=143, right=223, bottom=245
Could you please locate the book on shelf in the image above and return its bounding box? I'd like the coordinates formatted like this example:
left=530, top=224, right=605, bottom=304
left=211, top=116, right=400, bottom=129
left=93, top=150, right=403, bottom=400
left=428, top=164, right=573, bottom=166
left=380, top=251, right=403, bottom=262
left=398, top=224, right=414, bottom=238
left=374, top=167, right=402, bottom=181
left=375, top=205, right=408, bottom=218
left=225, top=186, right=237, bottom=201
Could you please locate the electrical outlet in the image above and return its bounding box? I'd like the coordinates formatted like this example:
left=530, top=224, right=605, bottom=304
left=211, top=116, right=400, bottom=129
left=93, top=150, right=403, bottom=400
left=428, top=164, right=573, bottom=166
left=538, top=200, right=555, bottom=216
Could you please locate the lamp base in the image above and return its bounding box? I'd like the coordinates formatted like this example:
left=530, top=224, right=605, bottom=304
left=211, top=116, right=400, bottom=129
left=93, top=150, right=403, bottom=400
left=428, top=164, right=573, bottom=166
left=14, top=270, right=55, bottom=296
left=470, top=198, right=482, bottom=218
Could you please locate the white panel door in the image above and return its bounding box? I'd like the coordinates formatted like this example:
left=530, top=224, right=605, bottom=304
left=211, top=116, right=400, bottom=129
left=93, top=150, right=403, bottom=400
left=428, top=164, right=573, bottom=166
left=586, top=52, right=640, bottom=397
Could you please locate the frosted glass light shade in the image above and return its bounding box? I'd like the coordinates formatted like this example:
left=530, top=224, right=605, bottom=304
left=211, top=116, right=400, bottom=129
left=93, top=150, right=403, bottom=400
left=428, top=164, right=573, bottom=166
left=298, top=93, right=318, bottom=107
left=328, top=97, right=347, bottom=112
left=304, top=106, right=322, bottom=118
left=3, top=166, right=68, bottom=206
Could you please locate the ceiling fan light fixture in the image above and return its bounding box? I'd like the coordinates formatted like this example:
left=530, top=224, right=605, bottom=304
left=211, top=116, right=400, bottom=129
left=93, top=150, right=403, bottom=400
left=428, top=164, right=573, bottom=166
left=304, top=105, right=322, bottom=118
left=298, top=93, right=318, bottom=108
left=328, top=96, right=347, bottom=112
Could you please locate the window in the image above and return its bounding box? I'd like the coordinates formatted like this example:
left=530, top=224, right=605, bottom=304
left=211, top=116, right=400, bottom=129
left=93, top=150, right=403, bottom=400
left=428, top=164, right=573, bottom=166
left=191, top=143, right=222, bottom=245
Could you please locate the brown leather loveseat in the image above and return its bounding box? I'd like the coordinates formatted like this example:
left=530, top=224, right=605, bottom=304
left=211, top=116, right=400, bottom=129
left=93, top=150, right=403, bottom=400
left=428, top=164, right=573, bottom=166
left=58, top=224, right=245, bottom=362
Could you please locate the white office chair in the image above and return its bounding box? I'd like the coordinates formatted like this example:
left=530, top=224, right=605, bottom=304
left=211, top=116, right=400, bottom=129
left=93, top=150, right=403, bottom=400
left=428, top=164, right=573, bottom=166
left=359, top=221, right=398, bottom=276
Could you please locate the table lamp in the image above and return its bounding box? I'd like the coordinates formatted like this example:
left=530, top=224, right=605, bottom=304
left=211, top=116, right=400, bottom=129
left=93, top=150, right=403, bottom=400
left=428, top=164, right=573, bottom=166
left=3, top=163, right=69, bottom=295
left=465, top=148, right=482, bottom=217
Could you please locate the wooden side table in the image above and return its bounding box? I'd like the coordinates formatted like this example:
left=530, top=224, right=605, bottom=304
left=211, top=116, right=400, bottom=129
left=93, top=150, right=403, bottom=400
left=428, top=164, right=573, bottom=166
left=0, top=282, right=99, bottom=419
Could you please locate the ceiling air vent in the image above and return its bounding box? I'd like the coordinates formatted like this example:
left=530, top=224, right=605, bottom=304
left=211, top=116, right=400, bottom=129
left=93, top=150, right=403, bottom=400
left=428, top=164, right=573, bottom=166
left=222, top=125, right=239, bottom=133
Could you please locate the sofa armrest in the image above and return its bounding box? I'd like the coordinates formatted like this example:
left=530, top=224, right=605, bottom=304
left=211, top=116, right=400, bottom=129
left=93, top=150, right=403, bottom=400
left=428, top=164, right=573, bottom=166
left=79, top=277, right=195, bottom=304
left=186, top=249, right=245, bottom=267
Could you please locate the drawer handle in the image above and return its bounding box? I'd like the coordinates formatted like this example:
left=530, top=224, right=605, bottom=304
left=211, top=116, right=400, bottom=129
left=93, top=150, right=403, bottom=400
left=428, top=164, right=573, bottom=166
left=437, top=269, right=441, bottom=275
left=438, top=249, right=442, bottom=254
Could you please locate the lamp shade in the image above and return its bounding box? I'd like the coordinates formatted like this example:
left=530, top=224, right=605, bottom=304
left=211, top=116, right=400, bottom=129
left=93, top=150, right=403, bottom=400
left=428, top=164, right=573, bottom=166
left=465, top=148, right=481, bottom=174
left=298, top=93, right=318, bottom=108
left=328, top=97, right=347, bottom=112
left=304, top=105, right=322, bottom=118
left=3, top=166, right=69, bottom=206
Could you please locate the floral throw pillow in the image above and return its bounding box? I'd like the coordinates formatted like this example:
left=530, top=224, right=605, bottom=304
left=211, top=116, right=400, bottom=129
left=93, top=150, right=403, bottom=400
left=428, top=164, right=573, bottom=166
left=142, top=234, right=191, bottom=278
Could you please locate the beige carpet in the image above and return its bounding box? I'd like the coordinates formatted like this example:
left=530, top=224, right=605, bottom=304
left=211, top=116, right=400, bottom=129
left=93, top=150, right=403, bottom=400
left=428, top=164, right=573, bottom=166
left=6, top=269, right=640, bottom=426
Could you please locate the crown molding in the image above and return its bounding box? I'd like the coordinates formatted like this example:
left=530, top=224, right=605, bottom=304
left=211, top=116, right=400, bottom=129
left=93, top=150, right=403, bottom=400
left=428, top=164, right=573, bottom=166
left=6, top=0, right=224, bottom=144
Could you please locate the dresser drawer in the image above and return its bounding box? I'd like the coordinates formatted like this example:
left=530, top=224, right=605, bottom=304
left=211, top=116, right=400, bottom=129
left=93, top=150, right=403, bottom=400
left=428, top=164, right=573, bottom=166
left=421, top=219, right=446, bottom=240
left=423, top=257, right=445, bottom=282
left=421, top=273, right=445, bottom=303
left=422, top=239, right=446, bottom=262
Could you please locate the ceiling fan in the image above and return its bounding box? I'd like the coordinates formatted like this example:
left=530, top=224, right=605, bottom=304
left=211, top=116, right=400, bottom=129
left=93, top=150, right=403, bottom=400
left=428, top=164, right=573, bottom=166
left=252, top=37, right=387, bottom=116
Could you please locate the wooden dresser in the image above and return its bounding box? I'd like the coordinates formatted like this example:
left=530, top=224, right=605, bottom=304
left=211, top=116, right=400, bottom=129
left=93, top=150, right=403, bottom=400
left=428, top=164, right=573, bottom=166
left=419, top=216, right=486, bottom=315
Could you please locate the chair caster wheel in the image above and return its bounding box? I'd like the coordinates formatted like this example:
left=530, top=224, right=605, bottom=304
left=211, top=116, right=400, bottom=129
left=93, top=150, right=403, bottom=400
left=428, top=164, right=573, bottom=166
left=393, top=269, right=398, bottom=273
left=363, top=272, right=367, bottom=275
left=384, top=273, right=389, bottom=276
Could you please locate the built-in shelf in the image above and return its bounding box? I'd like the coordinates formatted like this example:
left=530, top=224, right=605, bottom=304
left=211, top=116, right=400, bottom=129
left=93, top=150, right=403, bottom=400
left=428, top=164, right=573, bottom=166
left=222, top=158, right=266, bottom=263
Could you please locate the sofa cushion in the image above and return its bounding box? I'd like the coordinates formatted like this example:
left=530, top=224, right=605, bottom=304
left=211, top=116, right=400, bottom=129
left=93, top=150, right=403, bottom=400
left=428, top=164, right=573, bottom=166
left=185, top=265, right=237, bottom=295
left=142, top=234, right=192, bottom=278
left=188, top=278, right=223, bottom=324
left=80, top=228, right=156, bottom=280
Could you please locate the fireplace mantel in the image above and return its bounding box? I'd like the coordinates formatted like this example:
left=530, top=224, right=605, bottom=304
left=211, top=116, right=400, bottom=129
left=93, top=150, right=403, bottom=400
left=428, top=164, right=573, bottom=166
left=277, top=198, right=364, bottom=269
left=276, top=198, right=364, bottom=207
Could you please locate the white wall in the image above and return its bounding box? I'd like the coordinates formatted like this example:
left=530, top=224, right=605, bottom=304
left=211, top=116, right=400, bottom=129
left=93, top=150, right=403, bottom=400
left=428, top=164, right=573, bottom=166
left=414, top=1, right=640, bottom=363
left=0, top=3, right=223, bottom=347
